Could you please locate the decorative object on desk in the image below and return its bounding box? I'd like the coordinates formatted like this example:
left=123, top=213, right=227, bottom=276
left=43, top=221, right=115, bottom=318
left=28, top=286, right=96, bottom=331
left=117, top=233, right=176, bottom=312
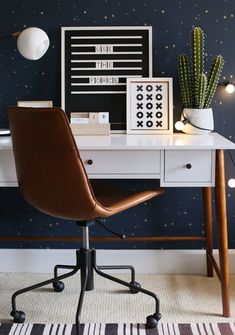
left=70, top=112, right=89, bottom=124
left=71, top=123, right=110, bottom=135
left=0, top=27, right=49, bottom=136
left=89, top=112, right=109, bottom=124
left=126, top=78, right=173, bottom=134
left=175, top=108, right=214, bottom=133
left=61, top=26, right=152, bottom=132
left=70, top=112, right=110, bottom=135
left=89, top=112, right=100, bottom=124
left=98, top=112, right=109, bottom=124
left=17, top=101, right=53, bottom=108
left=177, top=26, right=224, bottom=135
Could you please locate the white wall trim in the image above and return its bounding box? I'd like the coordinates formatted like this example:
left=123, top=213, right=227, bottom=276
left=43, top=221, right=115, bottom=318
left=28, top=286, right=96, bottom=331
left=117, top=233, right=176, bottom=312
left=1, top=249, right=235, bottom=274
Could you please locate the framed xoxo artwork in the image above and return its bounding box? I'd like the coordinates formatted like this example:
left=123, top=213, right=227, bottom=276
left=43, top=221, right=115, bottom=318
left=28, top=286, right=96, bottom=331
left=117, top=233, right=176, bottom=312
left=126, top=78, right=173, bottom=134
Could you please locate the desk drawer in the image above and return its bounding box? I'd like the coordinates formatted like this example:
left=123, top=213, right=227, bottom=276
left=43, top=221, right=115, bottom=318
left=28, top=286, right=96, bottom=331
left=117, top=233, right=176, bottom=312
left=80, top=150, right=161, bottom=176
left=162, top=149, right=215, bottom=187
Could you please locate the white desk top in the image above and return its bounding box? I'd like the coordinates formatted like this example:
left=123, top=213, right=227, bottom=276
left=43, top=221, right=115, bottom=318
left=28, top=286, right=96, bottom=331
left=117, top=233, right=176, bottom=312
left=0, top=133, right=234, bottom=151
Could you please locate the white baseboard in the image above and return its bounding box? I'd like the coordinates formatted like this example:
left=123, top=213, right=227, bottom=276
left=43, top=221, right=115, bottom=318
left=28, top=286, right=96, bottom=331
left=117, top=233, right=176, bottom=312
left=1, top=249, right=235, bottom=274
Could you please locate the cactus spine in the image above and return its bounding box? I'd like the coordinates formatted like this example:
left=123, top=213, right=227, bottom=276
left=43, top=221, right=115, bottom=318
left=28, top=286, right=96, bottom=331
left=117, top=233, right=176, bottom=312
left=204, top=55, right=224, bottom=108
left=191, top=27, right=204, bottom=108
left=178, top=26, right=224, bottom=109
left=197, top=73, right=207, bottom=109
left=178, top=54, right=192, bottom=108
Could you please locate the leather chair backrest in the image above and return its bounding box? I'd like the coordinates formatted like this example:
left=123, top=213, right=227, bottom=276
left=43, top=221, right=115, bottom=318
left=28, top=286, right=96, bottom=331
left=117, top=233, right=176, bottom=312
left=8, top=107, right=97, bottom=220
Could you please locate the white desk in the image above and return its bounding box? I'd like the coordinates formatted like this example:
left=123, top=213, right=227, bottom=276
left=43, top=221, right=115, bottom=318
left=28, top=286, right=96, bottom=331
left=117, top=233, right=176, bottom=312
left=0, top=132, right=234, bottom=186
left=0, top=132, right=234, bottom=317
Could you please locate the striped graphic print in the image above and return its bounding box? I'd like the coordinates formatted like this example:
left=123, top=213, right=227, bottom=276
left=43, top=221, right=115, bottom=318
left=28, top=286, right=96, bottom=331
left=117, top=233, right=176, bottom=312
left=0, top=323, right=235, bottom=335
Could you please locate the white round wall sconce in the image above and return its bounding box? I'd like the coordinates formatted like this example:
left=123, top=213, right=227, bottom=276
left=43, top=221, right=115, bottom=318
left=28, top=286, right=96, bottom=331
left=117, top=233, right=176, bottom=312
left=0, top=27, right=49, bottom=136
left=0, top=27, right=50, bottom=60
left=17, top=27, right=50, bottom=60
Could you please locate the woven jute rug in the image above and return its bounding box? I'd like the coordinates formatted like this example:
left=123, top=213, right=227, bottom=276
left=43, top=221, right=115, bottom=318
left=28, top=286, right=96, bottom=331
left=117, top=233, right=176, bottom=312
left=1, top=323, right=235, bottom=335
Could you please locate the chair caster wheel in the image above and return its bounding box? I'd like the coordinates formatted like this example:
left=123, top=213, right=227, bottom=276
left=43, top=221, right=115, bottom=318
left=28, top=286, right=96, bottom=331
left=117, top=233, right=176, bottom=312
left=146, top=313, right=161, bottom=329
left=10, top=310, right=25, bottom=323
left=129, top=281, right=141, bottom=294
left=53, top=281, right=65, bottom=292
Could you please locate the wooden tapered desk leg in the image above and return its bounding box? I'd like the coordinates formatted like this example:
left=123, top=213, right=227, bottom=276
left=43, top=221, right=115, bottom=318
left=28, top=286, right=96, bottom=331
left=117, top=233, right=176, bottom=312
left=215, top=149, right=230, bottom=317
left=203, top=187, right=213, bottom=277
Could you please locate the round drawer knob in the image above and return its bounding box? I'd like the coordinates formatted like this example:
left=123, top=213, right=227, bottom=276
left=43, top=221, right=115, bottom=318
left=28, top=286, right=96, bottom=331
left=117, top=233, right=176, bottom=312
left=87, top=159, right=93, bottom=165
left=186, top=163, right=192, bottom=169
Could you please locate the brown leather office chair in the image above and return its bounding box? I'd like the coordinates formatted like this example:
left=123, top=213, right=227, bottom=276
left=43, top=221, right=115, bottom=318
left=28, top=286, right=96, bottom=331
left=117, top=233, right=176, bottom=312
left=8, top=107, right=164, bottom=334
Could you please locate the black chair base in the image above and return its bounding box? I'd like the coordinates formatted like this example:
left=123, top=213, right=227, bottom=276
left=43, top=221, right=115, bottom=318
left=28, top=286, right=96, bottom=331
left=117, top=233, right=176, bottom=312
left=10, top=247, right=161, bottom=334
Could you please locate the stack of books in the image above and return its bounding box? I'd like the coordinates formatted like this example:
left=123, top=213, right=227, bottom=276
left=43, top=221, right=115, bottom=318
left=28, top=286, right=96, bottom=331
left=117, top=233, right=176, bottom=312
left=70, top=112, right=110, bottom=135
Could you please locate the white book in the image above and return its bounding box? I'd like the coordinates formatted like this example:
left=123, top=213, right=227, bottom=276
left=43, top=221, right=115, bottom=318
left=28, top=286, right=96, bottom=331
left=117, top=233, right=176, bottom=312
left=70, top=117, right=89, bottom=124
left=71, top=112, right=89, bottom=118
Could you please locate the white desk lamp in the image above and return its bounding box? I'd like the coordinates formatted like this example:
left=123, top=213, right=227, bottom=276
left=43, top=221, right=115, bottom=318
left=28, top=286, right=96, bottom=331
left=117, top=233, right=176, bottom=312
left=0, top=27, right=50, bottom=135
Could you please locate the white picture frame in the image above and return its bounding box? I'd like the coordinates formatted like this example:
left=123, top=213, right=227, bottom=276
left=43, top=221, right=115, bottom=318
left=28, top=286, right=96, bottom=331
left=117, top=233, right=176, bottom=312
left=17, top=101, right=53, bottom=108
left=126, top=78, right=173, bottom=134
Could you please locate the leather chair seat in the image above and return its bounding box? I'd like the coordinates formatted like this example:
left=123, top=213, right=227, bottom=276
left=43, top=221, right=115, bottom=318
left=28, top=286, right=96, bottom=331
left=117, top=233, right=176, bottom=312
left=91, top=180, right=163, bottom=217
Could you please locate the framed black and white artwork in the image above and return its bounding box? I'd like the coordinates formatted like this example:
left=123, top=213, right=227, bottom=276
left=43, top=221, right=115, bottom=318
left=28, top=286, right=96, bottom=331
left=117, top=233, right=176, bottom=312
left=126, top=78, right=173, bottom=134
left=61, top=26, right=152, bottom=131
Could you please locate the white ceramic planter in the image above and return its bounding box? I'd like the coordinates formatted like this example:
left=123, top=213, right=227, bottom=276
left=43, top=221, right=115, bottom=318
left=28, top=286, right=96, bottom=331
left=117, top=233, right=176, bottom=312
left=181, top=108, right=214, bottom=135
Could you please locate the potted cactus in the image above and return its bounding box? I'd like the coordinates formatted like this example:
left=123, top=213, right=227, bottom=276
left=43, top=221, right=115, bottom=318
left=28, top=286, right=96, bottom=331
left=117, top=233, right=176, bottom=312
left=178, top=26, right=224, bottom=134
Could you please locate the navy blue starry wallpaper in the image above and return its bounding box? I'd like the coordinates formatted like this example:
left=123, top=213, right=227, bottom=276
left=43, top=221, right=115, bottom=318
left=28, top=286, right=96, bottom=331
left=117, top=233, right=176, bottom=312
left=0, top=0, right=235, bottom=249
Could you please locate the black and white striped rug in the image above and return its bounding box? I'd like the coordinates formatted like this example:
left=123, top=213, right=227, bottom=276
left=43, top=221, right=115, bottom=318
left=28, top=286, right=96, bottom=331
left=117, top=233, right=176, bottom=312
left=1, top=323, right=235, bottom=335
